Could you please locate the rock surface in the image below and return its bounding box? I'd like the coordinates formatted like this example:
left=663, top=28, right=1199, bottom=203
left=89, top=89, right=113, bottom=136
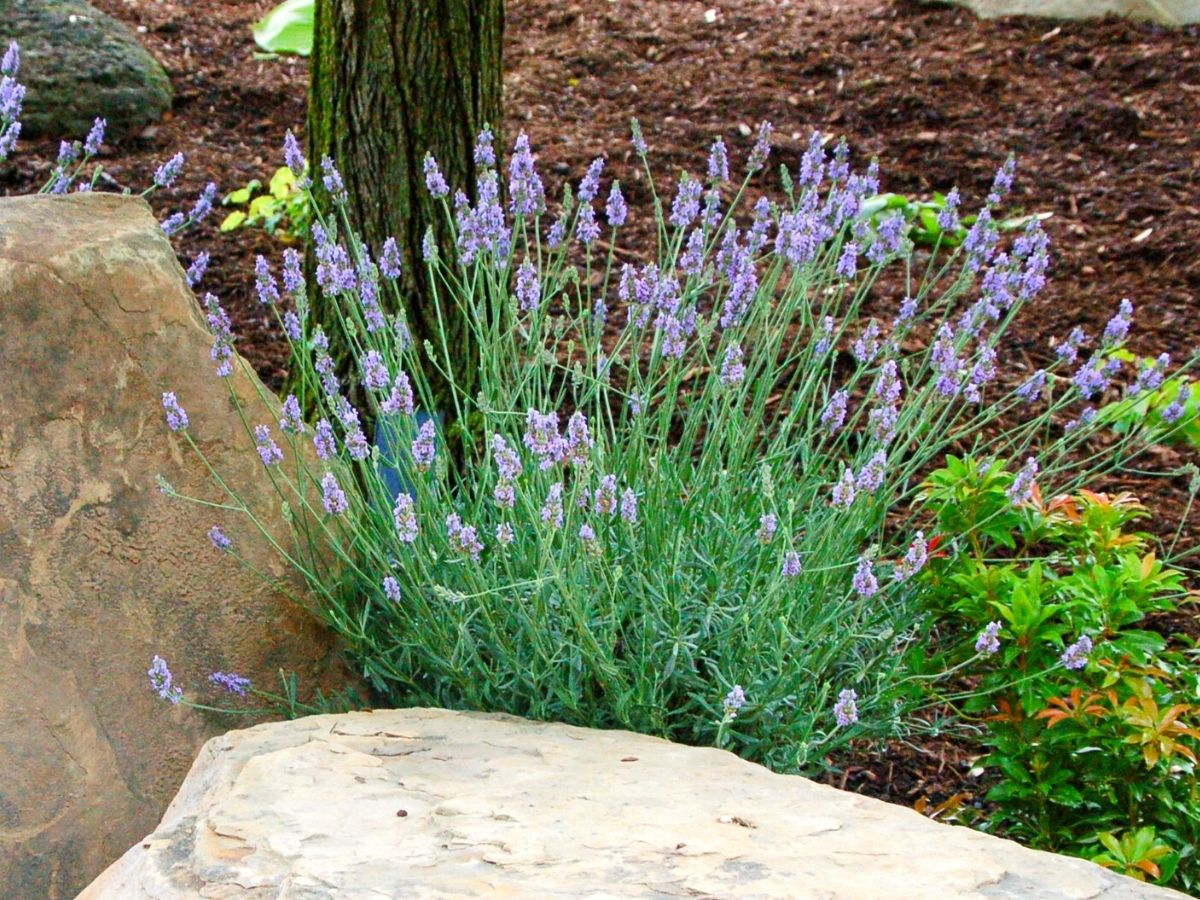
left=0, top=194, right=346, bottom=899
left=84, top=708, right=1184, bottom=899
left=937, top=0, right=1199, bottom=25
left=0, top=0, right=172, bottom=137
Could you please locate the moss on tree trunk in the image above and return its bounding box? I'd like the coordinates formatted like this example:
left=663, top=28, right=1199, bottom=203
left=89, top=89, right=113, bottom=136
left=305, top=0, right=504, bottom=423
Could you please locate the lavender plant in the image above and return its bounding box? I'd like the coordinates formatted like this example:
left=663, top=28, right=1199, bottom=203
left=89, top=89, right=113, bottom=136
left=147, top=118, right=1200, bottom=773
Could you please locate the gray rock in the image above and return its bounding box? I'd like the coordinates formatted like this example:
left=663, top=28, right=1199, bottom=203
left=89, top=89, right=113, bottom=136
left=0, top=0, right=172, bottom=138
left=0, top=193, right=349, bottom=899
left=83, top=708, right=1187, bottom=899
left=933, top=0, right=1200, bottom=25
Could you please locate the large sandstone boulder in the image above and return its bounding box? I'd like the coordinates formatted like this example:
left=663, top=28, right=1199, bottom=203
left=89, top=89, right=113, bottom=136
left=0, top=0, right=172, bottom=137
left=935, top=0, right=1200, bottom=25
left=83, top=708, right=1184, bottom=899
left=0, top=194, right=347, bottom=898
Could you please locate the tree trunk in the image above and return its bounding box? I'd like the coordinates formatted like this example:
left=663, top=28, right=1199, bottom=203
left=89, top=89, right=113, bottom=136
left=306, top=0, right=504, bottom=422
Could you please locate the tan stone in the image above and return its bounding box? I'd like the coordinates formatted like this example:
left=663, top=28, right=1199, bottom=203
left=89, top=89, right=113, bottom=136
left=84, top=708, right=1185, bottom=899
left=938, top=0, right=1200, bottom=25
left=0, top=194, right=347, bottom=899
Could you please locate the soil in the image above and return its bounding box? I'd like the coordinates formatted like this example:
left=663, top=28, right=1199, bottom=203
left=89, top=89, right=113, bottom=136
left=3, top=0, right=1198, bottom=813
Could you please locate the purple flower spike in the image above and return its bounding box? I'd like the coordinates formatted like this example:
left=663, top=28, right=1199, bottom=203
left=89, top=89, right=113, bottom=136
left=757, top=513, right=778, bottom=544
left=975, top=621, right=1001, bottom=655
left=208, top=525, right=232, bottom=551
left=423, top=153, right=449, bottom=197
left=379, top=237, right=402, bottom=279
left=606, top=181, right=627, bottom=227
left=781, top=550, right=802, bottom=578
left=579, top=157, right=605, bottom=203
left=393, top=493, right=418, bottom=543
left=747, top=121, right=773, bottom=174
left=162, top=392, right=189, bottom=431
left=474, top=126, right=496, bottom=167
left=1061, top=635, right=1093, bottom=670
left=186, top=251, right=210, bottom=288
left=321, top=471, right=348, bottom=515
left=724, top=684, right=746, bottom=715
left=720, top=344, right=745, bottom=387
left=383, top=576, right=403, bottom=601
left=153, top=152, right=185, bottom=189
left=313, top=419, right=336, bottom=459
left=852, top=556, right=878, bottom=598
left=254, top=424, right=283, bottom=466
left=1, top=41, right=18, bottom=77
left=708, top=138, right=730, bottom=183
left=833, top=688, right=858, bottom=727
left=209, top=671, right=251, bottom=695
left=381, top=371, right=414, bottom=415
left=412, top=419, right=436, bottom=471
left=280, top=394, right=305, bottom=434
left=84, top=117, right=106, bottom=155
left=620, top=487, right=638, bottom=525
left=148, top=655, right=183, bottom=704
left=283, top=129, right=306, bottom=178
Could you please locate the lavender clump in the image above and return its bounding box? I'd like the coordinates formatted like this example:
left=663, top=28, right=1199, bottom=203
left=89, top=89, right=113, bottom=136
left=1061, top=635, right=1093, bottom=670
left=975, top=621, right=1002, bottom=655
left=833, top=688, right=858, bottom=727
left=209, top=672, right=251, bottom=696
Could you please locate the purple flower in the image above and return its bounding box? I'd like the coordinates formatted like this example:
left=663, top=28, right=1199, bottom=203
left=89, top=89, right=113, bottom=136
left=189, top=182, right=217, bottom=224
left=160, top=213, right=185, bottom=236
left=1008, top=456, right=1038, bottom=504
left=630, top=118, right=648, bottom=155
left=209, top=671, right=251, bottom=696
left=508, top=131, right=545, bottom=216
left=379, top=237, right=402, bottom=279
left=208, top=525, right=232, bottom=551
left=606, top=181, right=627, bottom=227
left=254, top=255, right=279, bottom=305
left=1072, top=354, right=1109, bottom=401
left=724, top=684, right=746, bottom=715
left=422, top=228, right=438, bottom=262
left=393, top=493, right=418, bottom=543
left=148, top=655, right=183, bottom=704
left=162, top=391, right=189, bottom=431
left=757, top=513, right=778, bottom=544
left=670, top=174, right=702, bottom=229
left=523, top=409, right=565, bottom=469
left=707, top=138, right=730, bottom=183
left=321, top=471, right=348, bottom=515
left=821, top=390, right=848, bottom=434
left=576, top=202, right=601, bottom=246
left=936, top=188, right=961, bottom=232
left=423, top=153, right=449, bottom=197
left=720, top=344, right=745, bottom=387
left=547, top=213, right=567, bottom=250
left=495, top=522, right=515, bottom=545
left=1103, top=298, right=1133, bottom=345
left=1130, top=352, right=1169, bottom=396
left=493, top=480, right=516, bottom=509
left=679, top=228, right=705, bottom=276
left=383, top=576, right=403, bottom=601
left=313, top=419, right=336, bottom=459
left=814, top=316, right=836, bottom=356
left=833, top=688, right=858, bottom=727
left=852, top=319, right=879, bottom=363
left=781, top=550, right=802, bottom=578
left=254, top=424, right=283, bottom=466
left=895, top=532, right=928, bottom=581
left=283, top=129, right=306, bottom=178
left=747, top=121, right=773, bottom=173
left=1, top=41, right=19, bottom=78
left=491, top=434, right=522, bottom=481
left=975, top=621, right=1001, bottom=655
left=831, top=468, right=856, bottom=508
left=153, top=152, right=185, bottom=189
left=202, top=292, right=236, bottom=378
left=1163, top=383, right=1191, bottom=423
left=474, top=126, right=496, bottom=167
left=361, top=350, right=390, bottom=391
left=852, top=556, right=878, bottom=598
left=83, top=116, right=106, bottom=155
left=579, top=523, right=597, bottom=543
left=987, top=156, right=1016, bottom=206
left=835, top=242, right=859, bottom=279
left=281, top=248, right=305, bottom=296
left=320, top=156, right=347, bottom=201
left=446, top=513, right=484, bottom=561
left=186, top=251, right=209, bottom=288
left=579, top=156, right=605, bottom=203
left=541, top=482, right=565, bottom=529
left=1016, top=370, right=1046, bottom=404
left=382, top=371, right=414, bottom=415
left=964, top=209, right=998, bottom=271
left=1061, top=635, right=1093, bottom=670
left=856, top=451, right=887, bottom=493
left=412, top=419, right=436, bottom=470
left=594, top=474, right=618, bottom=516
left=620, top=487, right=638, bottom=525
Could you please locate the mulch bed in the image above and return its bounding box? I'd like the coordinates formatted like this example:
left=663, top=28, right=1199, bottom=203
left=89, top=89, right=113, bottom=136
left=4, top=0, right=1198, bottom=812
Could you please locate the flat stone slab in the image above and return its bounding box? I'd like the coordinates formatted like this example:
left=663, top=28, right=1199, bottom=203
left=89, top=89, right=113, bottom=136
left=937, top=0, right=1199, bottom=25
left=83, top=708, right=1184, bottom=898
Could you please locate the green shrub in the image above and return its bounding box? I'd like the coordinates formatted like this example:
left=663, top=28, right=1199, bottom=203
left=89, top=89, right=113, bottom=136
left=917, top=457, right=1199, bottom=890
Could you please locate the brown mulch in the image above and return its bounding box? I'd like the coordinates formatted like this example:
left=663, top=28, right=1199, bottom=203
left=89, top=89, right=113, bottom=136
left=4, top=0, right=1199, bottom=813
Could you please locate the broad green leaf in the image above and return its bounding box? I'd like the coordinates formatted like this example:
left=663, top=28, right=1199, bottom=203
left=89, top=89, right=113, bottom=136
left=219, top=210, right=247, bottom=232
left=253, top=0, right=314, bottom=57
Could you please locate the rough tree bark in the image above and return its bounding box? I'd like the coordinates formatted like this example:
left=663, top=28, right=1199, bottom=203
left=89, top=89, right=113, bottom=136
left=306, top=0, right=504, bottom=420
